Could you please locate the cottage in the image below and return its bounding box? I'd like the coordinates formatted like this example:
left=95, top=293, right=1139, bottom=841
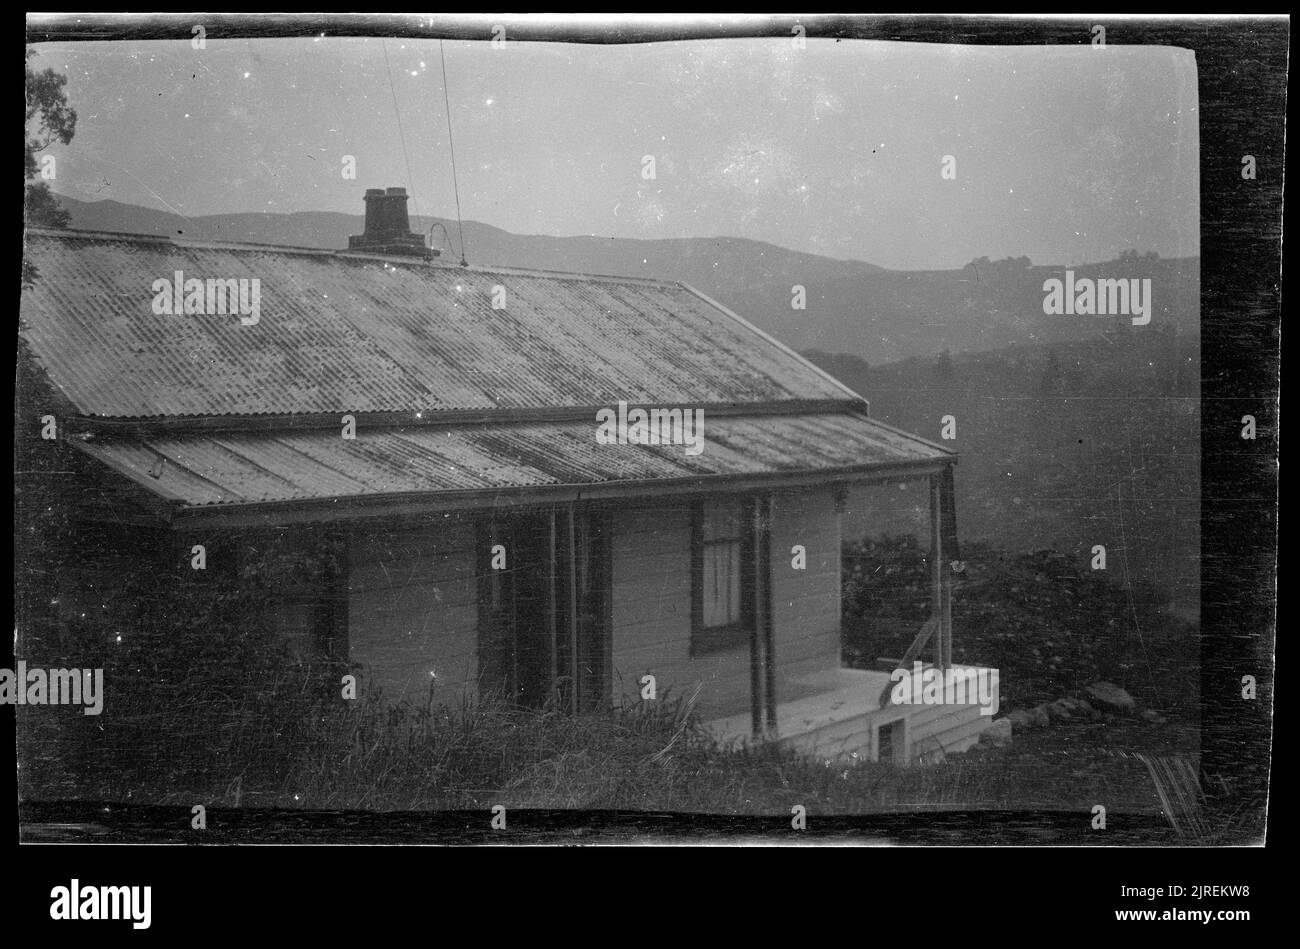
left=17, top=187, right=997, bottom=765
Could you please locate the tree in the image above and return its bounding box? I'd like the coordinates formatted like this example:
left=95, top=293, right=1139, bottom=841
left=935, top=349, right=954, bottom=381
left=25, top=47, right=77, bottom=230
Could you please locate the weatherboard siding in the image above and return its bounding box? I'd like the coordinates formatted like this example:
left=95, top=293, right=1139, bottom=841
left=339, top=485, right=845, bottom=717
left=770, top=487, right=843, bottom=690
left=608, top=505, right=748, bottom=717
left=346, top=515, right=479, bottom=706
left=610, top=489, right=844, bottom=721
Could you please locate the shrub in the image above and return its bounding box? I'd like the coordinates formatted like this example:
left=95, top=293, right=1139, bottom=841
left=842, top=536, right=1198, bottom=713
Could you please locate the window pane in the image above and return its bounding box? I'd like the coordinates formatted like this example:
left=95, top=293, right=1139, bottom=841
left=726, top=542, right=741, bottom=622
left=703, top=544, right=720, bottom=626
left=275, top=599, right=315, bottom=658
left=702, top=538, right=742, bottom=627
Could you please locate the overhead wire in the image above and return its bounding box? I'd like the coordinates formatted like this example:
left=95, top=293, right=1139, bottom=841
left=439, top=39, right=469, bottom=267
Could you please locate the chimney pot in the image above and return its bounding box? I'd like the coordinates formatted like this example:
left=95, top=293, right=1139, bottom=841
left=349, top=186, right=433, bottom=258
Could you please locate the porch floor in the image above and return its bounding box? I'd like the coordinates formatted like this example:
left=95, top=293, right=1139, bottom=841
left=703, top=665, right=1000, bottom=764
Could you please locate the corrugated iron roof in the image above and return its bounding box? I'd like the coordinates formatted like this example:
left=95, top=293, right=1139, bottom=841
left=72, top=412, right=949, bottom=511
left=20, top=229, right=855, bottom=419
left=24, top=228, right=957, bottom=516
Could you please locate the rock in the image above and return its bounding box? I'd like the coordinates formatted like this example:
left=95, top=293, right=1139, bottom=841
left=1047, top=699, right=1074, bottom=720
left=1006, top=709, right=1034, bottom=731
left=1086, top=681, right=1136, bottom=714
left=1140, top=708, right=1167, bottom=725
left=981, top=718, right=1013, bottom=747
left=1031, top=705, right=1051, bottom=728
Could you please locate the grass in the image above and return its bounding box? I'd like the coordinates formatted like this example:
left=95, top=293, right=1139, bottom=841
left=228, top=696, right=1198, bottom=821
left=19, top=666, right=1261, bottom=843
left=16, top=525, right=1242, bottom=840
left=17, top=677, right=1200, bottom=833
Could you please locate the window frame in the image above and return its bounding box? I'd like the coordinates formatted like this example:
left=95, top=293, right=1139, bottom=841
left=690, top=496, right=756, bottom=655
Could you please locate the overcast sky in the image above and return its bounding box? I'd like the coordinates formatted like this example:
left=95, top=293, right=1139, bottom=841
left=31, top=36, right=1199, bottom=270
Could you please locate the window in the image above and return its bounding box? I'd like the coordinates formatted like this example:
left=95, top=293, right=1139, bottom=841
left=275, top=597, right=317, bottom=659
left=876, top=718, right=907, bottom=764
left=691, top=498, right=755, bottom=654
left=260, top=531, right=348, bottom=665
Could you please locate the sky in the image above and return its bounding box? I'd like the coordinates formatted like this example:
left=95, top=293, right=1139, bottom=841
left=29, top=34, right=1200, bottom=270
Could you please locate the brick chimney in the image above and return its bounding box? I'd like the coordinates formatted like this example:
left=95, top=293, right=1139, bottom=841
left=347, top=187, right=434, bottom=258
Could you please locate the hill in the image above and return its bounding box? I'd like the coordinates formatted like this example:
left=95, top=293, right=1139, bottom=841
left=809, top=327, right=1201, bottom=620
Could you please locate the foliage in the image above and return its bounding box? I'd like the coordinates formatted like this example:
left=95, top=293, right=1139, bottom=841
left=17, top=526, right=350, bottom=802
left=24, top=46, right=77, bottom=283
left=964, top=255, right=1032, bottom=272
left=842, top=535, right=1199, bottom=714
left=812, top=330, right=1201, bottom=618
left=14, top=371, right=349, bottom=802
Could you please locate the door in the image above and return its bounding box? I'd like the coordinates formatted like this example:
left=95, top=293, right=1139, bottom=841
left=478, top=507, right=610, bottom=711
left=479, top=512, right=552, bottom=708
left=558, top=508, right=611, bottom=713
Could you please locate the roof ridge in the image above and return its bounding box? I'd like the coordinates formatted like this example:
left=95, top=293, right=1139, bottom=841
left=22, top=226, right=686, bottom=288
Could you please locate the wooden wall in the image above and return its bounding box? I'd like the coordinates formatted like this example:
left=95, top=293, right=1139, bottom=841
left=609, top=503, right=749, bottom=719
left=346, top=513, right=479, bottom=706
left=344, top=485, right=845, bottom=717
left=609, top=486, right=844, bottom=721
left=769, top=487, right=843, bottom=692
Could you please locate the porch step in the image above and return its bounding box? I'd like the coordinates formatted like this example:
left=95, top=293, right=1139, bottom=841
left=911, top=711, right=997, bottom=762
left=702, top=666, right=999, bottom=765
